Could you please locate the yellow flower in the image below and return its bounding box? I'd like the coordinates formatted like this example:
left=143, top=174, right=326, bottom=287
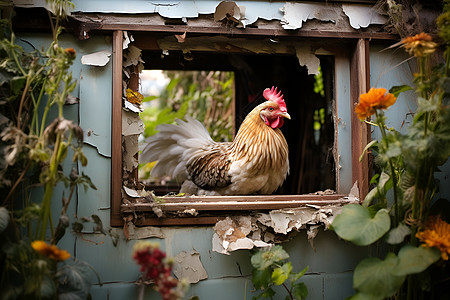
left=401, top=32, right=438, bottom=57
left=416, top=216, right=450, bottom=260
left=31, top=240, right=71, bottom=261
left=126, top=88, right=144, bottom=105
left=354, top=88, right=397, bottom=120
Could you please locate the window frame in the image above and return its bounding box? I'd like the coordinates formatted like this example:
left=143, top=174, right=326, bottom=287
left=110, top=28, right=382, bottom=227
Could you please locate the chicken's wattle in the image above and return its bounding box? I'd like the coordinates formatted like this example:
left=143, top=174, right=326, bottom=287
left=265, top=116, right=284, bottom=129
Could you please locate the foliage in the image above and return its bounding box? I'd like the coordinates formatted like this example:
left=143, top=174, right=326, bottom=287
left=250, top=245, right=308, bottom=300
left=141, top=70, right=234, bottom=140
left=133, top=241, right=189, bottom=300
left=332, top=6, right=450, bottom=299
left=139, top=70, right=234, bottom=180
left=0, top=1, right=99, bottom=299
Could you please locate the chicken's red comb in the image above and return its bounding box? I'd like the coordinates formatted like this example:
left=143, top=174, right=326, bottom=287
left=263, top=86, right=287, bottom=112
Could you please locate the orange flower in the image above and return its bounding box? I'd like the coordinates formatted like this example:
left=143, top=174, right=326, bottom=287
left=401, top=32, right=437, bottom=57
left=126, top=88, right=144, bottom=105
left=416, top=216, right=450, bottom=260
left=355, top=88, right=397, bottom=120
left=64, top=48, right=76, bottom=59
left=31, top=240, right=71, bottom=261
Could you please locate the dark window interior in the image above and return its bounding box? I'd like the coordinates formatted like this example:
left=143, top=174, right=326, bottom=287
left=140, top=50, right=335, bottom=195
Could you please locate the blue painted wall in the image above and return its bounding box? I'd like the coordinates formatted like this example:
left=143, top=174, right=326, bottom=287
left=16, top=31, right=372, bottom=299
left=17, top=2, right=448, bottom=300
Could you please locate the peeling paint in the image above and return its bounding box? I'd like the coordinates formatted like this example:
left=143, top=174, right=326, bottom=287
left=342, top=4, right=387, bottom=29
left=173, top=251, right=208, bottom=283
left=123, top=31, right=134, bottom=50
left=123, top=186, right=152, bottom=198
left=280, top=2, right=339, bottom=30
left=295, top=45, right=320, bottom=75
left=125, top=221, right=165, bottom=240
left=214, top=1, right=245, bottom=27
left=123, top=45, right=144, bottom=69
left=158, top=35, right=323, bottom=74
left=81, top=50, right=111, bottom=66
left=212, top=194, right=359, bottom=254
left=122, top=110, right=144, bottom=136
left=122, top=136, right=139, bottom=172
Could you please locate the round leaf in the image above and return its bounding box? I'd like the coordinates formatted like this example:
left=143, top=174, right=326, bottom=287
left=252, top=268, right=271, bottom=289
left=354, top=253, right=405, bottom=298
left=271, top=262, right=292, bottom=285
left=392, top=245, right=441, bottom=276
left=383, top=223, right=411, bottom=245
left=332, top=204, right=391, bottom=246
left=292, top=282, right=308, bottom=300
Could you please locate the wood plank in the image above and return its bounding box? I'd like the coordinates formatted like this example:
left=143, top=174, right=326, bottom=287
left=70, top=14, right=398, bottom=41
left=110, top=30, right=124, bottom=227
left=350, top=39, right=370, bottom=201
left=154, top=194, right=346, bottom=202
left=138, top=216, right=222, bottom=226
left=122, top=196, right=355, bottom=212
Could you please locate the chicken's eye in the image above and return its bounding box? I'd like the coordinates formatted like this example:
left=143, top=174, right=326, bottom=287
left=268, top=107, right=274, bottom=111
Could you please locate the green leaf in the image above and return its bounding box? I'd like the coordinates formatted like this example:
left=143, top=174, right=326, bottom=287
left=389, top=85, right=412, bottom=97
left=393, top=245, right=441, bottom=276
left=359, top=140, right=377, bottom=162
left=332, top=204, right=390, bottom=246
left=362, top=186, right=378, bottom=207
left=271, top=262, right=292, bottom=285
left=291, top=265, right=309, bottom=282
left=142, top=95, right=158, bottom=102
left=253, top=287, right=275, bottom=300
left=0, top=206, right=10, bottom=233
left=252, top=268, right=272, bottom=290
left=292, top=282, right=308, bottom=300
left=57, top=260, right=101, bottom=298
left=354, top=253, right=405, bottom=298
left=383, top=223, right=411, bottom=245
left=251, top=245, right=289, bottom=270
left=10, top=75, right=26, bottom=96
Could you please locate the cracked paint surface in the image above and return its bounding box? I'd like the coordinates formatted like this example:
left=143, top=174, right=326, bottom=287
left=16, top=0, right=387, bottom=31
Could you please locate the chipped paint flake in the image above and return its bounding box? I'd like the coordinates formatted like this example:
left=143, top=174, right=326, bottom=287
left=173, top=251, right=208, bottom=283
left=123, top=186, right=152, bottom=198
left=212, top=216, right=271, bottom=255
left=280, top=2, right=339, bottom=30
left=212, top=195, right=359, bottom=254
left=81, top=50, right=111, bottom=66
left=125, top=222, right=165, bottom=240
left=123, top=45, right=144, bottom=68
left=342, top=4, right=387, bottom=29
left=122, top=110, right=144, bottom=136
left=214, top=1, right=245, bottom=27
left=295, top=46, right=320, bottom=75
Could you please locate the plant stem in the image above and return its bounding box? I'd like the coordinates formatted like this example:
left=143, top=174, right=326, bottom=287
left=17, top=74, right=31, bottom=131
left=38, top=132, right=62, bottom=240
left=376, top=110, right=399, bottom=226
left=281, top=283, right=294, bottom=300
left=3, top=161, right=31, bottom=206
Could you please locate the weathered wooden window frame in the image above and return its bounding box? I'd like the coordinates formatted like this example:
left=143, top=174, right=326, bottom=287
left=110, top=28, right=381, bottom=227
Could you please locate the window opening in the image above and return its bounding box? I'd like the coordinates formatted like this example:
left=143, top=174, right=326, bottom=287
left=139, top=69, right=234, bottom=195
left=137, top=51, right=335, bottom=196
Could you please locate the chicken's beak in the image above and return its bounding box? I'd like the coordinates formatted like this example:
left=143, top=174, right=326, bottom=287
left=280, top=112, right=291, bottom=119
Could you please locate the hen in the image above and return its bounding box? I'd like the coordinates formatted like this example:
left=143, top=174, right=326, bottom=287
left=140, top=86, right=290, bottom=195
